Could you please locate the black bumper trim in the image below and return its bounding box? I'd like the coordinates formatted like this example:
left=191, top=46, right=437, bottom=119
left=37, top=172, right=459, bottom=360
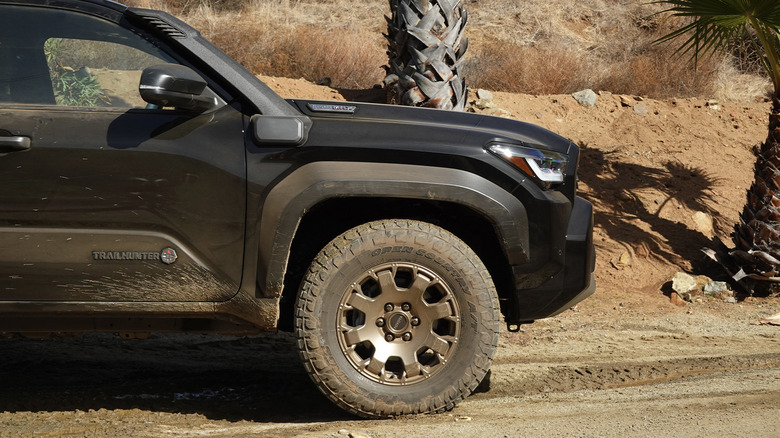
left=505, top=196, right=596, bottom=323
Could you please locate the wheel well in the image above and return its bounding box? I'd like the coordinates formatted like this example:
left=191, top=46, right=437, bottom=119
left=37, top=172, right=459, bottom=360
left=277, top=197, right=514, bottom=331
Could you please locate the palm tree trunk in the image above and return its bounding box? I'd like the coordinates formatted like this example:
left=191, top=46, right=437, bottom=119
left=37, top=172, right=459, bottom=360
left=731, top=98, right=780, bottom=293
left=383, top=0, right=468, bottom=111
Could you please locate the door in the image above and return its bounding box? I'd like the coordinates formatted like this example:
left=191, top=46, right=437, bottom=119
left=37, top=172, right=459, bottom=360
left=0, top=4, right=246, bottom=302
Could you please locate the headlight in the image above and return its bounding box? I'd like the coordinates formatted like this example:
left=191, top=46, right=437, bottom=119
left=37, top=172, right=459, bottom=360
left=488, top=144, right=568, bottom=186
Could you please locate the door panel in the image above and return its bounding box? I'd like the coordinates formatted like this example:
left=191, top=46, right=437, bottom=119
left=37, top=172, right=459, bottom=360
left=0, top=106, right=246, bottom=301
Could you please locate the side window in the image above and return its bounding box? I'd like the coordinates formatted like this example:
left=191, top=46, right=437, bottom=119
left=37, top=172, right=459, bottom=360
left=44, top=38, right=169, bottom=108
left=0, top=4, right=177, bottom=108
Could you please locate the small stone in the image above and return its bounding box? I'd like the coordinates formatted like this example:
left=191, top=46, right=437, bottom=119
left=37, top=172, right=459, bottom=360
left=316, top=77, right=332, bottom=86
left=692, top=211, right=714, bottom=235
left=703, top=281, right=730, bottom=295
left=349, top=432, right=372, bottom=438
left=634, top=241, right=651, bottom=258
left=476, top=89, right=493, bottom=101
left=474, top=99, right=494, bottom=110
left=611, top=251, right=632, bottom=270
left=633, top=102, right=648, bottom=116
left=672, top=272, right=697, bottom=299
left=724, top=297, right=737, bottom=304
left=670, top=292, right=687, bottom=307
left=619, top=95, right=633, bottom=107
left=484, top=108, right=512, bottom=118
left=598, top=90, right=612, bottom=95
left=634, top=95, right=645, bottom=101
left=339, top=430, right=350, bottom=435
left=535, top=112, right=544, bottom=119
left=572, top=89, right=597, bottom=107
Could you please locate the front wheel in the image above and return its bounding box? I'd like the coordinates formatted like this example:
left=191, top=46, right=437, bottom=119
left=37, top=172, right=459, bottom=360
left=295, top=220, right=500, bottom=418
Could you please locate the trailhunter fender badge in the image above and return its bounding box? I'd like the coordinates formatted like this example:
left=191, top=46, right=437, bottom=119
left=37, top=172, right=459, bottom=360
left=306, top=103, right=357, bottom=114
left=91, top=248, right=178, bottom=265
left=160, top=248, right=178, bottom=265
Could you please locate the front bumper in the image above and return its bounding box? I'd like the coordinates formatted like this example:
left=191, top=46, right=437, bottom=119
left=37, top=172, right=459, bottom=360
left=505, top=196, right=596, bottom=324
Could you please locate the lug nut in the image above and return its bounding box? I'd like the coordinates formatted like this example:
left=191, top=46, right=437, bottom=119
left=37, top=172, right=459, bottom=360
left=402, top=332, right=412, bottom=342
left=384, top=303, right=394, bottom=312
left=375, top=317, right=385, bottom=327
left=401, top=302, right=411, bottom=311
left=385, top=333, right=395, bottom=342
left=410, top=317, right=420, bottom=326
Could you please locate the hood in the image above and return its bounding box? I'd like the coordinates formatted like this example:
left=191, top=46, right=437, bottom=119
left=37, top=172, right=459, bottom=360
left=288, top=99, right=573, bottom=156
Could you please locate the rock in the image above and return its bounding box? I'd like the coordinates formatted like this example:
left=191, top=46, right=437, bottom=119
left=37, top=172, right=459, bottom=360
left=634, top=241, right=651, bottom=258
left=474, top=99, right=494, bottom=110
left=484, top=108, right=512, bottom=118
left=611, top=251, right=632, bottom=270
left=634, top=95, right=645, bottom=101
left=535, top=112, right=544, bottom=119
left=704, top=281, right=733, bottom=299
left=339, top=430, right=350, bottom=435
left=724, top=297, right=737, bottom=304
left=619, top=95, right=633, bottom=107
left=692, top=211, right=714, bottom=235
left=349, top=432, right=372, bottom=438
left=598, top=90, right=612, bottom=95
left=670, top=292, right=687, bottom=307
left=316, top=77, right=332, bottom=87
left=572, top=89, right=597, bottom=107
left=758, top=312, right=780, bottom=325
left=476, top=88, right=493, bottom=102
left=633, top=102, right=648, bottom=116
left=671, top=272, right=697, bottom=300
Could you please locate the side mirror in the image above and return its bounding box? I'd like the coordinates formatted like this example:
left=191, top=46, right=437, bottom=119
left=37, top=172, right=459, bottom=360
left=139, top=64, right=220, bottom=113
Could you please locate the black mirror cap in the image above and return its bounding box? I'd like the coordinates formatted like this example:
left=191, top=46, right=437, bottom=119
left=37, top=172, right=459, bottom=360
left=139, top=64, right=216, bottom=112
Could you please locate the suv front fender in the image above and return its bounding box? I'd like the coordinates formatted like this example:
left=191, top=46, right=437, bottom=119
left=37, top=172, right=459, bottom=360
left=256, top=161, right=529, bottom=297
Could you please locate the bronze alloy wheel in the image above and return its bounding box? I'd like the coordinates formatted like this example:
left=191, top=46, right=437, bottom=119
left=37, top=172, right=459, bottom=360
left=336, top=262, right=461, bottom=385
left=295, top=220, right=500, bottom=418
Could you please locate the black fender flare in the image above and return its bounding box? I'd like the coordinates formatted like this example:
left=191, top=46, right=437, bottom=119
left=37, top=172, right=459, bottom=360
left=256, top=161, right=529, bottom=297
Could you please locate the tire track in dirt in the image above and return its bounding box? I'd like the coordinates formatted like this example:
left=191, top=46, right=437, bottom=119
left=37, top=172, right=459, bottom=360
left=485, top=353, right=780, bottom=396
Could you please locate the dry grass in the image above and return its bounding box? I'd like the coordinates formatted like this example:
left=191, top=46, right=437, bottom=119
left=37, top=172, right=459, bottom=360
left=124, top=0, right=771, bottom=101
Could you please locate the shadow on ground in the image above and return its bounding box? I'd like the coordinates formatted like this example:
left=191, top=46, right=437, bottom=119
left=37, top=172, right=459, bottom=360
left=0, top=332, right=352, bottom=423
left=578, top=144, right=727, bottom=271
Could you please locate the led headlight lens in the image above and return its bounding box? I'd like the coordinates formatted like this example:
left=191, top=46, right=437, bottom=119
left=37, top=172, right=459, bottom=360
left=488, top=144, right=568, bottom=184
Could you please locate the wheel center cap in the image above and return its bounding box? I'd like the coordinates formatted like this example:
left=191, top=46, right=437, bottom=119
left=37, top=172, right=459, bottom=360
left=387, top=313, right=409, bottom=333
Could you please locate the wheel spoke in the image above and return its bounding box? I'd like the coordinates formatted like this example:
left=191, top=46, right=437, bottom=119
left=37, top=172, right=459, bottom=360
left=376, top=269, right=398, bottom=295
left=341, top=325, right=371, bottom=346
left=365, top=356, right=386, bottom=375
left=426, top=301, right=453, bottom=320
left=407, top=271, right=432, bottom=295
left=400, top=351, right=423, bottom=379
left=426, top=332, right=452, bottom=357
left=344, top=289, right=376, bottom=313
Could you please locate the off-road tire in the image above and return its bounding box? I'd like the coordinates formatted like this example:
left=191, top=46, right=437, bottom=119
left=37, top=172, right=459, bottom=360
left=295, top=219, right=499, bottom=418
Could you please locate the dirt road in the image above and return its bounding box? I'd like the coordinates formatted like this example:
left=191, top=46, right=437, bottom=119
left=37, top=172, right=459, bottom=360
left=2, top=301, right=778, bottom=437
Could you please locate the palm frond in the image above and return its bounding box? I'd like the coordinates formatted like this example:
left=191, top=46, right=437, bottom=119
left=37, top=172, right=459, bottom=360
left=655, top=0, right=780, bottom=95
